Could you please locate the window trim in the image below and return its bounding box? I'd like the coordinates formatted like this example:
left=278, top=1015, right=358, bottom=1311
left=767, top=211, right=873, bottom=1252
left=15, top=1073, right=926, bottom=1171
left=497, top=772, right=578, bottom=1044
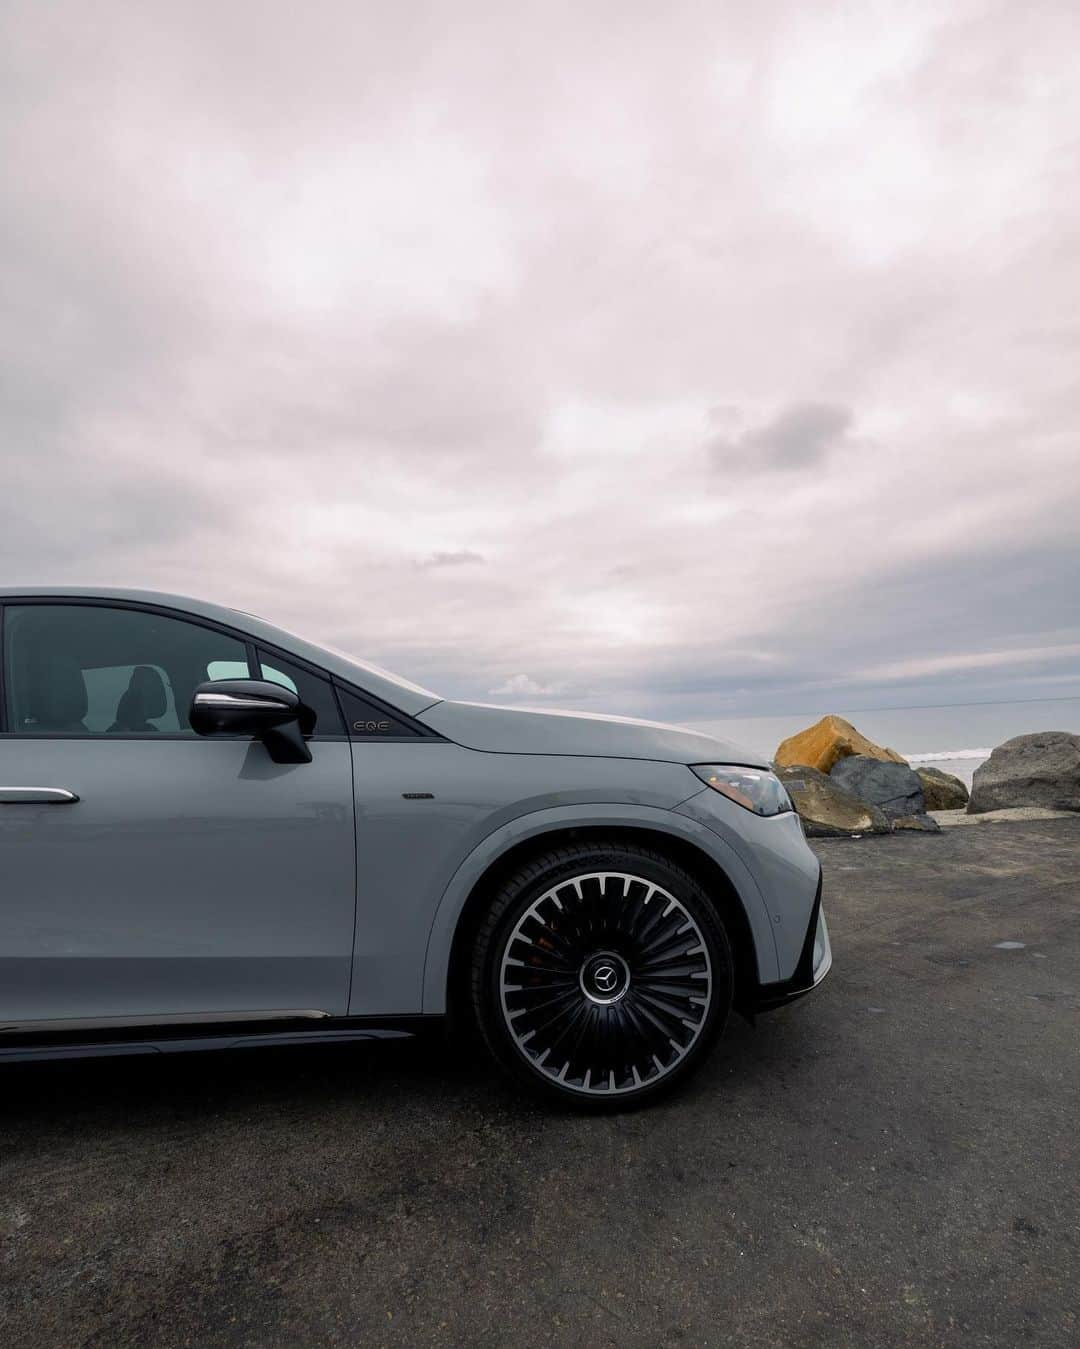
left=0, top=604, right=6, bottom=735
left=0, top=596, right=443, bottom=743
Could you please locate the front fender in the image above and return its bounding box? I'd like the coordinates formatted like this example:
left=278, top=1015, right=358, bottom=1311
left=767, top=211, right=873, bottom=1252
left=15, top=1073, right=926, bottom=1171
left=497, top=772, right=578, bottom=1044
left=421, top=802, right=782, bottom=1013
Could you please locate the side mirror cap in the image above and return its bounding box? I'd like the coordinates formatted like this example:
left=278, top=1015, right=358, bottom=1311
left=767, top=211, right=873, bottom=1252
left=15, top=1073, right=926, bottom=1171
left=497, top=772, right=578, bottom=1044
left=189, top=680, right=312, bottom=764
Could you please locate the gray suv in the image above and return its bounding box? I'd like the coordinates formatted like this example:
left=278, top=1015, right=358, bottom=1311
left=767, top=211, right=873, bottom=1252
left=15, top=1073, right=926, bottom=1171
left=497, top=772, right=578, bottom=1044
left=0, top=589, right=830, bottom=1107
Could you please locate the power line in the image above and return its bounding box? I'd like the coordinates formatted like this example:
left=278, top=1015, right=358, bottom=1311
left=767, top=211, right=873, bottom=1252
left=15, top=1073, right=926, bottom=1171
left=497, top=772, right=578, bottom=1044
left=707, top=693, right=1080, bottom=721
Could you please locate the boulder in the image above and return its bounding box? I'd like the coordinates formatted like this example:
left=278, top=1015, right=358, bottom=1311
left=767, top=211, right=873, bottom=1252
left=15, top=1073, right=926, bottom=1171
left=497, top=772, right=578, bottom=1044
left=891, top=813, right=942, bottom=833
left=967, top=732, right=1080, bottom=814
left=774, top=764, right=890, bottom=837
left=830, top=755, right=924, bottom=820
left=915, top=766, right=969, bottom=811
left=774, top=715, right=907, bottom=775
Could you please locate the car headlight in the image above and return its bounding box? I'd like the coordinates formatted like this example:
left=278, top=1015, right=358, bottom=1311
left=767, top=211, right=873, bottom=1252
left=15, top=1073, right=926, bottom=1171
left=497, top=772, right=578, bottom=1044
left=689, top=764, right=794, bottom=816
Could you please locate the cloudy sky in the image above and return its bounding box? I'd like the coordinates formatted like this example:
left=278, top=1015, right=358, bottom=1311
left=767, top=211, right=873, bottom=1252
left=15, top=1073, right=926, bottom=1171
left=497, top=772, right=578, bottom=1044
left=3, top=0, right=1078, bottom=723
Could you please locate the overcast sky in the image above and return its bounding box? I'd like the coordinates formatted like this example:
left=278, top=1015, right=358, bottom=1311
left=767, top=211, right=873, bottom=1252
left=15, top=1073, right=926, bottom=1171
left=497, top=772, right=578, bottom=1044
left=3, top=0, right=1078, bottom=723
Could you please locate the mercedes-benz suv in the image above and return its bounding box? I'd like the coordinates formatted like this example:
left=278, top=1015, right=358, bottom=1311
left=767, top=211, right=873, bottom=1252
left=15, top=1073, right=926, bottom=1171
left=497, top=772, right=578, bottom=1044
left=0, top=588, right=830, bottom=1107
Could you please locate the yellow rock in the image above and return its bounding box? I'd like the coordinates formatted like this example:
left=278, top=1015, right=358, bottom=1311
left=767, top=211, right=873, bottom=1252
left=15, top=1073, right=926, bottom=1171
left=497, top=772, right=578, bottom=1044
left=774, top=715, right=907, bottom=775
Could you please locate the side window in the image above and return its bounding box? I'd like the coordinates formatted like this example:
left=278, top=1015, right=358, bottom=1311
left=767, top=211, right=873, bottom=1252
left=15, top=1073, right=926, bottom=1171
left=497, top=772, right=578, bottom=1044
left=256, top=651, right=344, bottom=736
left=337, top=687, right=422, bottom=738
left=3, top=604, right=249, bottom=736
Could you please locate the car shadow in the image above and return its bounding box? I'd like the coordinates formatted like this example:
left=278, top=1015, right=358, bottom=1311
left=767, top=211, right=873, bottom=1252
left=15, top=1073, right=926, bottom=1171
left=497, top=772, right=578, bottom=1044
left=0, top=1004, right=821, bottom=1140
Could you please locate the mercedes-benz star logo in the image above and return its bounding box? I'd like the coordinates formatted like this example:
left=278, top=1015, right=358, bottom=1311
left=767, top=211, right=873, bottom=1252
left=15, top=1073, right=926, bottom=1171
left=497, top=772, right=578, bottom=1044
left=593, top=963, right=618, bottom=993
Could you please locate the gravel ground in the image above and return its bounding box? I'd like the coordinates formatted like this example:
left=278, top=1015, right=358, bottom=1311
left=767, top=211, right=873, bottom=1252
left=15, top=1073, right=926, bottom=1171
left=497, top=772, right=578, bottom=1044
left=2, top=819, right=1078, bottom=1348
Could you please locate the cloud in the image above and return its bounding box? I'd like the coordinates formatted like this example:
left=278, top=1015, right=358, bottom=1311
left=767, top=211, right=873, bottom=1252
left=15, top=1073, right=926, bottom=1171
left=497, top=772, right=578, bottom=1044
left=417, top=550, right=486, bottom=569
left=857, top=643, right=1080, bottom=684
left=488, top=674, right=564, bottom=698
left=1, top=0, right=1078, bottom=726
left=708, top=402, right=853, bottom=471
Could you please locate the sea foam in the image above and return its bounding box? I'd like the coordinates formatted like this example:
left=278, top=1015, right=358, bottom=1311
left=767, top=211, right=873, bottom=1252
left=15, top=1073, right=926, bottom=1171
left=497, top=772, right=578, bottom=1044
left=906, top=748, right=993, bottom=763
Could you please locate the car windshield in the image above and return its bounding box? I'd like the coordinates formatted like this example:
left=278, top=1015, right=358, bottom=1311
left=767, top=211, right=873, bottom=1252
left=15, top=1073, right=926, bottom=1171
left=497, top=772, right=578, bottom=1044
left=325, top=646, right=438, bottom=700
left=227, top=610, right=439, bottom=701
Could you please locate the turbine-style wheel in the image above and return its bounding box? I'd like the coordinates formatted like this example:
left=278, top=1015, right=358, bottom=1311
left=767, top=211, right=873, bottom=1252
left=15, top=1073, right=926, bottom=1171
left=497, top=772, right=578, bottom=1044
left=471, top=843, right=733, bottom=1108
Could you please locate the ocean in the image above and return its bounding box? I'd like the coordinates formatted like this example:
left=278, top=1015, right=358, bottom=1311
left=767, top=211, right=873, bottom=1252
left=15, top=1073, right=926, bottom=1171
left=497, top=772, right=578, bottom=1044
left=690, top=696, right=1080, bottom=786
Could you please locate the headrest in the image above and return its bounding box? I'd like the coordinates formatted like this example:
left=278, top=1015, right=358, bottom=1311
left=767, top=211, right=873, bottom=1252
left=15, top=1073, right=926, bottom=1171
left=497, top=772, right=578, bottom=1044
left=113, top=665, right=168, bottom=730
left=127, top=665, right=168, bottom=719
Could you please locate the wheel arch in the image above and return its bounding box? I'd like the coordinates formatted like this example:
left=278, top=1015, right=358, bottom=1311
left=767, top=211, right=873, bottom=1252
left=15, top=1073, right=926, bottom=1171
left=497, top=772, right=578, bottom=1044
left=424, top=810, right=775, bottom=1024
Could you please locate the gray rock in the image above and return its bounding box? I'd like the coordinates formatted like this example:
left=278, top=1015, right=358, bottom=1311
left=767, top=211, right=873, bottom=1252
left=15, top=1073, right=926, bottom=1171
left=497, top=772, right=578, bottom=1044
left=774, top=764, right=890, bottom=837
left=933, top=806, right=1077, bottom=828
left=891, top=813, right=942, bottom=833
left=829, top=755, right=925, bottom=820
left=915, top=766, right=968, bottom=811
left=968, top=732, right=1080, bottom=814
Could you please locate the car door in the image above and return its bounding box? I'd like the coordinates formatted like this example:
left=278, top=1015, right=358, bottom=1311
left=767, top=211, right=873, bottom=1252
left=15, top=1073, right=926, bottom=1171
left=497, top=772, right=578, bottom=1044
left=0, top=600, right=356, bottom=1027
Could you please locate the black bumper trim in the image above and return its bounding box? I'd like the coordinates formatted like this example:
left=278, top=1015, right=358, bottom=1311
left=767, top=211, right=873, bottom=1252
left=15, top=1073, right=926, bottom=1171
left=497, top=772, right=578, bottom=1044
left=753, top=864, right=827, bottom=1012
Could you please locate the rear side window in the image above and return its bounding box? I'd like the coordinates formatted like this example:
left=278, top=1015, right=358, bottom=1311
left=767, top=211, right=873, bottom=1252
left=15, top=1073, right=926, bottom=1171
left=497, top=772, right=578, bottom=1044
left=2, top=604, right=248, bottom=736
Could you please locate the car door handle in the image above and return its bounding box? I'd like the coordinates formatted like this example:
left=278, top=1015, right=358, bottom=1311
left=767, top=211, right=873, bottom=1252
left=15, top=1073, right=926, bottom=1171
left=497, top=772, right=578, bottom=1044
left=0, top=787, right=80, bottom=804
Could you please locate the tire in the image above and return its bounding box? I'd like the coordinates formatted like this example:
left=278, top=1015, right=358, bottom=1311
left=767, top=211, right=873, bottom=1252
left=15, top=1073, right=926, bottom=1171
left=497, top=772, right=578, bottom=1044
left=470, top=840, right=734, bottom=1110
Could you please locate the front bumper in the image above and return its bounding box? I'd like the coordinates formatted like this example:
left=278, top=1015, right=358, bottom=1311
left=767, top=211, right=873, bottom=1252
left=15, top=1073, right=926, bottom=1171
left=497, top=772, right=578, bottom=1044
left=753, top=869, right=832, bottom=1012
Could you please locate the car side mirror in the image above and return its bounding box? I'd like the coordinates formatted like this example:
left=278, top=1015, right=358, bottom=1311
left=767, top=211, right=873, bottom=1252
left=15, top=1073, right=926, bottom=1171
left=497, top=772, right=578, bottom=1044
left=190, top=679, right=312, bottom=764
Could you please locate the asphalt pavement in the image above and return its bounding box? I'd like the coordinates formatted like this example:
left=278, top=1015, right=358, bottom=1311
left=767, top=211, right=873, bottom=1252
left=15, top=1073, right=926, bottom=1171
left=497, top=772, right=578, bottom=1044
left=2, top=818, right=1078, bottom=1347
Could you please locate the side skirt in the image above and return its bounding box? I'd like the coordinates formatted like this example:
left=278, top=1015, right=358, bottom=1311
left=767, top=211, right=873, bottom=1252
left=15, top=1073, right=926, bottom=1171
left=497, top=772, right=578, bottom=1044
left=0, top=1014, right=444, bottom=1064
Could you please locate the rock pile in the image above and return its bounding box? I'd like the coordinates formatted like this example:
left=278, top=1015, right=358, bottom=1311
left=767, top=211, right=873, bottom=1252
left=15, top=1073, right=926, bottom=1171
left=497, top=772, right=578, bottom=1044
left=773, top=716, right=950, bottom=836
left=773, top=717, right=1079, bottom=835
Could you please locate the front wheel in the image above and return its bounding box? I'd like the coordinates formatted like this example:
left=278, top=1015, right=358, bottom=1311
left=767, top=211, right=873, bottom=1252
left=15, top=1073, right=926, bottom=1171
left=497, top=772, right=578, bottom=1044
left=470, top=842, right=734, bottom=1109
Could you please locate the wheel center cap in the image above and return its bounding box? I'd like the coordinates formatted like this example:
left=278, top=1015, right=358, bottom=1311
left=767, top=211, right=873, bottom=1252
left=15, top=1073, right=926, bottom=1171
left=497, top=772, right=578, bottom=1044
left=580, top=951, right=631, bottom=1005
